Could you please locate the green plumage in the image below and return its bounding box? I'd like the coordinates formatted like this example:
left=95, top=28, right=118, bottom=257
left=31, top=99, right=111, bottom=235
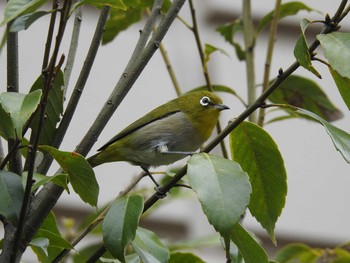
left=87, top=91, right=228, bottom=168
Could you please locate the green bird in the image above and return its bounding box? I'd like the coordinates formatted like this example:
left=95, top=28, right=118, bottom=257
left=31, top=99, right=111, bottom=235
left=87, top=91, right=228, bottom=187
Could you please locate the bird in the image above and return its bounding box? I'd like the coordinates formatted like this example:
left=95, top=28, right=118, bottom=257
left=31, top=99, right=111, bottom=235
left=87, top=91, right=229, bottom=191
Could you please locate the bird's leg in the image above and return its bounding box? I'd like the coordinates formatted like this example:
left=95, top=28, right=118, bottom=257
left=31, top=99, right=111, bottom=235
left=140, top=165, right=166, bottom=198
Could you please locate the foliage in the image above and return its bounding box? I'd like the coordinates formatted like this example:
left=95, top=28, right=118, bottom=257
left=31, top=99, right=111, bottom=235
left=0, top=0, right=350, bottom=262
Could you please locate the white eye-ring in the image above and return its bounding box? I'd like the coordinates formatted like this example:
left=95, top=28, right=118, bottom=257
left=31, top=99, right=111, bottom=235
left=200, top=96, right=211, bottom=106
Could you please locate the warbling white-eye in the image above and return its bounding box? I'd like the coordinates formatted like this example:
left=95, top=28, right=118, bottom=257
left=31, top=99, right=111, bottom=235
left=87, top=91, right=229, bottom=188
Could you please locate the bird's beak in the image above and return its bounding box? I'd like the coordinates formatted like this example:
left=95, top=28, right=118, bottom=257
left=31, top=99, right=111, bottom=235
left=214, top=103, right=230, bottom=111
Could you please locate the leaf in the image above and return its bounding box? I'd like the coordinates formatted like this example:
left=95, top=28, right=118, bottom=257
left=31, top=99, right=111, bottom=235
left=169, top=252, right=206, bottom=263
left=269, top=75, right=343, bottom=122
left=39, top=145, right=99, bottom=207
left=21, top=172, right=69, bottom=193
left=187, top=153, right=251, bottom=239
left=1, top=0, right=47, bottom=26
left=216, top=19, right=245, bottom=61
left=274, top=243, right=319, bottom=263
left=35, top=212, right=73, bottom=249
left=230, top=223, right=269, bottom=263
left=317, top=32, right=350, bottom=79
left=132, top=227, right=170, bottom=263
left=0, top=170, right=24, bottom=225
left=296, top=108, right=350, bottom=163
left=294, top=18, right=321, bottom=78
left=0, top=104, right=15, bottom=139
left=29, top=70, right=64, bottom=145
left=230, top=121, right=287, bottom=243
left=329, top=67, right=350, bottom=110
left=0, top=89, right=42, bottom=139
left=70, top=0, right=127, bottom=15
left=9, top=11, right=49, bottom=32
left=30, top=237, right=49, bottom=257
left=257, top=2, right=314, bottom=33
left=204, top=44, right=229, bottom=64
left=103, top=195, right=144, bottom=262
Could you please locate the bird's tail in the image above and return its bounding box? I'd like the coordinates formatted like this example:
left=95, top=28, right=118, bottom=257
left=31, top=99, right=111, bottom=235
left=86, top=152, right=103, bottom=168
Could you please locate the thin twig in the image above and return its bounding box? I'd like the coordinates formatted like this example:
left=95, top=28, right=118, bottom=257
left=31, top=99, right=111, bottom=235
left=257, top=0, right=282, bottom=126
left=63, top=1, right=83, bottom=94
left=242, top=0, right=257, bottom=123
left=188, top=0, right=228, bottom=159
left=36, top=5, right=108, bottom=175
left=11, top=0, right=72, bottom=259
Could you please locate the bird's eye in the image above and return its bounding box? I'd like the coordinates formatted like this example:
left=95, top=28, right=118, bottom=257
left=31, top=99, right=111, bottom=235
left=200, top=96, right=210, bottom=106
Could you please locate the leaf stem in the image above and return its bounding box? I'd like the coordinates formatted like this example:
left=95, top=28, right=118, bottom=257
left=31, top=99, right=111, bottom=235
left=257, top=0, right=282, bottom=127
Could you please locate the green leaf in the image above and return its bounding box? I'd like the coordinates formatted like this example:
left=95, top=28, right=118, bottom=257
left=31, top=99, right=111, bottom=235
left=169, top=252, right=205, bottom=263
left=0, top=90, right=42, bottom=139
left=21, top=172, right=69, bottom=193
left=274, top=243, right=319, bottom=263
left=39, top=145, right=99, bottom=207
left=216, top=20, right=245, bottom=61
left=230, top=223, right=269, bottom=263
left=0, top=104, right=15, bottom=139
left=132, top=227, right=170, bottom=263
left=187, top=153, right=251, bottom=239
left=269, top=75, right=343, bottom=122
left=9, top=11, right=49, bottom=32
left=1, top=0, right=47, bottom=26
left=204, top=44, right=229, bottom=64
left=29, top=71, right=64, bottom=145
left=35, top=212, right=73, bottom=250
left=296, top=108, right=350, bottom=163
left=317, top=32, right=350, bottom=79
left=0, top=170, right=24, bottom=225
left=103, top=195, right=144, bottom=262
left=230, top=121, right=287, bottom=243
left=329, top=67, right=350, bottom=110
left=257, top=2, right=314, bottom=33
left=30, top=237, right=49, bottom=257
left=294, top=19, right=321, bottom=78
left=70, top=0, right=127, bottom=15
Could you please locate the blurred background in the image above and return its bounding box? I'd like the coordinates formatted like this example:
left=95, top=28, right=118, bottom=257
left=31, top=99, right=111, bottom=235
left=1, top=1, right=350, bottom=262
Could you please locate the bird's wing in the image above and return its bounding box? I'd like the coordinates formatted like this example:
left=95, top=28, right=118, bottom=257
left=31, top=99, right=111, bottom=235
left=97, top=106, right=181, bottom=151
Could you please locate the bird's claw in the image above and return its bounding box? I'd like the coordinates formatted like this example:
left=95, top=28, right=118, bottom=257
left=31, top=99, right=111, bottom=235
left=154, top=186, right=167, bottom=199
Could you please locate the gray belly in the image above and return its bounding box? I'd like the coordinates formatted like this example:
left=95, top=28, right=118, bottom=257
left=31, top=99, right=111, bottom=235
left=127, top=112, right=204, bottom=166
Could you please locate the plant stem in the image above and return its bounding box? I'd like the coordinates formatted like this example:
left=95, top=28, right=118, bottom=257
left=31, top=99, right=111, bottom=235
left=242, top=0, right=257, bottom=123
left=11, top=0, right=72, bottom=259
left=63, top=1, right=83, bottom=94
left=6, top=21, right=22, bottom=176
left=37, top=5, right=106, bottom=175
left=188, top=0, right=228, bottom=158
left=159, top=42, right=182, bottom=96
left=257, top=0, right=282, bottom=127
